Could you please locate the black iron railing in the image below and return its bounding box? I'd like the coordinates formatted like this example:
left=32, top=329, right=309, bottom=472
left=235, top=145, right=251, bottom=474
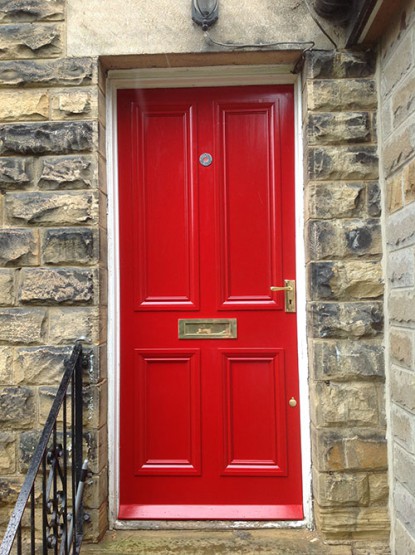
left=0, top=341, right=89, bottom=555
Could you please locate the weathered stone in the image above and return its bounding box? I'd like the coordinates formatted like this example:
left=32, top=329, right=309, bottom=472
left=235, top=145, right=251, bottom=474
left=0, top=0, right=65, bottom=22
left=19, top=430, right=40, bottom=472
left=391, top=366, right=415, bottom=412
left=310, top=261, right=383, bottom=300
left=15, top=346, right=71, bottom=385
left=0, top=58, right=95, bottom=88
left=51, top=88, right=98, bottom=119
left=19, top=268, right=94, bottom=304
left=84, top=470, right=108, bottom=509
left=6, top=191, right=98, bottom=225
left=85, top=426, right=108, bottom=474
left=0, top=270, right=14, bottom=306
left=0, top=432, right=15, bottom=473
left=42, top=228, right=97, bottom=265
left=392, top=74, right=415, bottom=129
left=38, top=385, right=67, bottom=424
left=312, top=428, right=388, bottom=472
left=389, top=291, right=415, bottom=324
left=394, top=482, right=415, bottom=538
left=315, top=505, right=390, bottom=539
left=313, top=382, right=381, bottom=427
left=0, top=229, right=38, bottom=266
left=312, top=340, right=384, bottom=381
left=38, top=155, right=96, bottom=189
left=0, top=308, right=46, bottom=344
left=305, top=50, right=376, bottom=79
left=388, top=248, right=415, bottom=288
left=391, top=403, right=415, bottom=454
left=308, top=220, right=382, bottom=259
left=0, top=347, right=13, bottom=384
left=0, top=121, right=95, bottom=155
left=387, top=201, right=415, bottom=248
left=84, top=382, right=107, bottom=429
left=367, top=182, right=381, bottom=216
left=0, top=157, right=32, bottom=190
left=308, top=146, right=378, bottom=181
left=307, top=182, right=365, bottom=219
left=0, top=23, right=63, bottom=59
left=395, top=519, right=415, bottom=555
left=394, top=443, right=415, bottom=498
left=0, top=90, right=48, bottom=121
left=311, top=302, right=383, bottom=338
left=404, top=157, right=415, bottom=205
left=381, top=32, right=413, bottom=97
left=383, top=121, right=415, bottom=177
left=308, top=112, right=372, bottom=145
left=368, top=473, right=389, bottom=506
left=307, top=80, right=377, bottom=112
left=0, top=386, right=35, bottom=427
left=48, top=307, right=99, bottom=344
left=314, top=470, right=369, bottom=507
left=390, top=329, right=413, bottom=368
left=0, top=478, right=22, bottom=508
left=387, top=172, right=404, bottom=214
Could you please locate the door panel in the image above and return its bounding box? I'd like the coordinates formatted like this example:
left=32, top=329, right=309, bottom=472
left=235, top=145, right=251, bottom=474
left=118, top=85, right=302, bottom=520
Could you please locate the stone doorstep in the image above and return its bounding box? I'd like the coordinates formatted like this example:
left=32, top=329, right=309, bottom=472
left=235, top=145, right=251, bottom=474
left=81, top=529, right=358, bottom=555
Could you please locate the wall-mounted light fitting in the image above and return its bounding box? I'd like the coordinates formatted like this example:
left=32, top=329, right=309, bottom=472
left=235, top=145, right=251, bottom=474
left=192, top=0, right=219, bottom=31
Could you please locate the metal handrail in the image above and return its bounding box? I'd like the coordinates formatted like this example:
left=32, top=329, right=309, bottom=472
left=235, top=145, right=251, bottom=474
left=0, top=341, right=89, bottom=555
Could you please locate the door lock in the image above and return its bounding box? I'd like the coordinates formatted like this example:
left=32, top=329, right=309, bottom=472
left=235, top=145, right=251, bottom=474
left=270, top=280, right=296, bottom=313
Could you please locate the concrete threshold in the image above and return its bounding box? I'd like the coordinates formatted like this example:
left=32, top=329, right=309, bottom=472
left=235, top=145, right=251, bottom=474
left=82, top=529, right=354, bottom=554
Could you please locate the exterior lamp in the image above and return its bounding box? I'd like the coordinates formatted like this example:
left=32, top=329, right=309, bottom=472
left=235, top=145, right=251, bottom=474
left=192, top=0, right=219, bottom=31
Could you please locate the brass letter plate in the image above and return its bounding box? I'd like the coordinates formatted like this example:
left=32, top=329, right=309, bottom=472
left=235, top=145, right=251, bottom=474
left=178, top=318, right=237, bottom=339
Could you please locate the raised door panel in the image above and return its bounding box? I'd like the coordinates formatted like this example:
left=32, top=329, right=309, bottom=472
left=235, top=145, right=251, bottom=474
left=133, top=349, right=201, bottom=475
left=131, top=103, right=199, bottom=310
left=216, top=102, right=283, bottom=310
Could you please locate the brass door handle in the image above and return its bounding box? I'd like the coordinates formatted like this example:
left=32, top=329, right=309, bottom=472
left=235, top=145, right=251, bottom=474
left=270, top=280, right=296, bottom=313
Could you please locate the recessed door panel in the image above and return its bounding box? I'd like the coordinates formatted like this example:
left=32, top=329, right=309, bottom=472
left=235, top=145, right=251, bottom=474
left=118, top=86, right=302, bottom=520
left=221, top=349, right=287, bottom=476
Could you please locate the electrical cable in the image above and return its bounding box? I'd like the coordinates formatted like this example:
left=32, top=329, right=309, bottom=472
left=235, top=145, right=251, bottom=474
left=302, top=0, right=338, bottom=48
left=204, top=32, right=315, bottom=51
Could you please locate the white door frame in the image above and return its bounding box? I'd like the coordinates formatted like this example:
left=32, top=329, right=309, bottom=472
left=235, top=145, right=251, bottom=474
left=106, top=65, right=312, bottom=530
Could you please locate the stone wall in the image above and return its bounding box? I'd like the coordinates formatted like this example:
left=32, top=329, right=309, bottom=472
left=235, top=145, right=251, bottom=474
left=380, top=0, right=415, bottom=552
left=303, top=50, right=389, bottom=541
left=0, top=0, right=106, bottom=542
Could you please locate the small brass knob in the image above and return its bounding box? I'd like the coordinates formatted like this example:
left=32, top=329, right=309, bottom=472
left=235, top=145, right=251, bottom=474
left=289, top=397, right=297, bottom=408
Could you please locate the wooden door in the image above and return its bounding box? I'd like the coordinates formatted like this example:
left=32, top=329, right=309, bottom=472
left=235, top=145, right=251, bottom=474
left=117, top=85, right=303, bottom=520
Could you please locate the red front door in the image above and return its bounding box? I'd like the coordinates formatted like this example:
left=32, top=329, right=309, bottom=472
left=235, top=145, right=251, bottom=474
left=117, top=85, right=302, bottom=520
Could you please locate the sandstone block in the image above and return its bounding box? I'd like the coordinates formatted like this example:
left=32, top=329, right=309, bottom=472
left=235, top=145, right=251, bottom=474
left=15, top=346, right=71, bottom=385
left=85, top=426, right=108, bottom=475
left=387, top=201, right=415, bottom=249
left=6, top=191, right=98, bottom=225
left=383, top=121, right=415, bottom=177
left=307, top=80, right=377, bottom=112
left=308, top=112, right=372, bottom=145
left=38, top=155, right=97, bottom=189
left=394, top=443, right=415, bottom=498
left=367, top=182, right=381, bottom=216
left=0, top=121, right=95, bottom=156
left=307, top=182, right=365, bottom=220
left=392, top=74, right=415, bottom=129
left=0, top=58, right=95, bottom=88
left=404, top=157, right=415, bottom=205
left=394, top=481, right=415, bottom=538
left=389, top=290, right=415, bottom=324
left=0, top=157, right=32, bottom=190
left=381, top=33, right=413, bottom=97
left=315, top=504, right=390, bottom=540
left=313, top=470, right=369, bottom=507
left=19, top=268, right=94, bottom=305
left=311, top=302, right=383, bottom=338
left=38, top=385, right=68, bottom=424
left=310, top=260, right=383, bottom=300
left=0, top=432, right=15, bottom=474
left=308, top=146, right=378, bottom=181
left=0, top=270, right=14, bottom=306
left=84, top=382, right=107, bottom=429
left=394, top=518, right=415, bottom=554
left=0, top=347, right=13, bottom=384
left=0, top=308, right=46, bottom=344
left=391, top=366, right=415, bottom=412
left=312, top=428, right=388, bottom=472
left=389, top=247, right=415, bottom=288
left=304, top=50, right=376, bottom=79
left=0, top=228, right=38, bottom=266
left=84, top=470, right=108, bottom=510
left=312, top=339, right=384, bottom=381
left=0, top=386, right=35, bottom=428
left=389, top=329, right=413, bottom=367
left=308, top=219, right=381, bottom=259
left=42, top=228, right=97, bottom=265
left=48, top=307, right=99, bottom=344
left=386, top=173, right=403, bottom=213
left=51, top=88, right=98, bottom=119
left=369, top=473, right=389, bottom=505
left=0, top=23, right=63, bottom=59
left=19, top=430, right=40, bottom=472
left=0, top=478, right=22, bottom=508
left=312, top=382, right=381, bottom=427
left=0, top=0, right=65, bottom=22
left=391, top=403, right=415, bottom=454
left=0, top=90, right=48, bottom=122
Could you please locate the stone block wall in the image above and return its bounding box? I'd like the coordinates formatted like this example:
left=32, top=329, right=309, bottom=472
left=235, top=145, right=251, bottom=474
left=380, top=0, right=415, bottom=552
left=0, top=0, right=106, bottom=542
left=303, top=50, right=389, bottom=540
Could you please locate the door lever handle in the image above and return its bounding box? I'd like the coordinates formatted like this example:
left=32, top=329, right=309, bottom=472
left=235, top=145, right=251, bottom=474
left=270, top=280, right=296, bottom=313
